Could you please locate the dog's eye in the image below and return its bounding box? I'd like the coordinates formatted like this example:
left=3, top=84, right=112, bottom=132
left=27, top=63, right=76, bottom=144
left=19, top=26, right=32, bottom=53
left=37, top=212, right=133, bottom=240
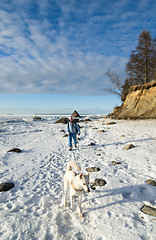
left=83, top=183, right=86, bottom=185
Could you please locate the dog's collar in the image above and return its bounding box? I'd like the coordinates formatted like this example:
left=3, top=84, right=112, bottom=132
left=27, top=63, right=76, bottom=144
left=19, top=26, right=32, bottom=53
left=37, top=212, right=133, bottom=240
left=71, top=180, right=83, bottom=191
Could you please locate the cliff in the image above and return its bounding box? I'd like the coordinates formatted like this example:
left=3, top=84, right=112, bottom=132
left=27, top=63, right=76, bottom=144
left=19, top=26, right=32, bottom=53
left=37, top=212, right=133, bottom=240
left=109, top=80, right=156, bottom=119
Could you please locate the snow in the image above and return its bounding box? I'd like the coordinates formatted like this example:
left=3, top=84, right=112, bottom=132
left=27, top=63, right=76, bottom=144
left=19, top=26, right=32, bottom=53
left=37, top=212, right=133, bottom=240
left=0, top=115, right=156, bottom=240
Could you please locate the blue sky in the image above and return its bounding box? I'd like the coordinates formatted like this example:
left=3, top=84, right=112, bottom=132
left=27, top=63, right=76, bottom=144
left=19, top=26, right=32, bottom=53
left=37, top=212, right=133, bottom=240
left=0, top=0, right=156, bottom=115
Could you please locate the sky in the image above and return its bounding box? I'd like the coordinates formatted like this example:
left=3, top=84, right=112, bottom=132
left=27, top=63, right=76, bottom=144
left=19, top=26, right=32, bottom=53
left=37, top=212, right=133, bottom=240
left=0, top=0, right=156, bottom=115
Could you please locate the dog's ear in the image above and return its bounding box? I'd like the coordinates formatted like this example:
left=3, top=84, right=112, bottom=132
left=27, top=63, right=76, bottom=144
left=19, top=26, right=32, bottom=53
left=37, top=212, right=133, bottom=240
left=79, top=173, right=83, bottom=179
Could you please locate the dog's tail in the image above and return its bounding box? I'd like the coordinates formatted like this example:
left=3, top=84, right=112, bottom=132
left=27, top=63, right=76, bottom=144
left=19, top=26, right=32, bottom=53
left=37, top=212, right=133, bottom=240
left=67, top=161, right=81, bottom=171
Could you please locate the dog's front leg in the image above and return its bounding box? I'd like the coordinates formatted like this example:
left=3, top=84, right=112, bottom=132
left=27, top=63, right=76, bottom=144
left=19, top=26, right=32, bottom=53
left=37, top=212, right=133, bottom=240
left=64, top=191, right=67, bottom=207
left=70, top=194, right=74, bottom=210
left=78, top=195, right=83, bottom=217
left=64, top=178, right=69, bottom=207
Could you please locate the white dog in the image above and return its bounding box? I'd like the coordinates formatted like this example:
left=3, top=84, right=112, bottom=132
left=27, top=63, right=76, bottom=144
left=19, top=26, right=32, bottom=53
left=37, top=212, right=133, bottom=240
left=64, top=161, right=90, bottom=217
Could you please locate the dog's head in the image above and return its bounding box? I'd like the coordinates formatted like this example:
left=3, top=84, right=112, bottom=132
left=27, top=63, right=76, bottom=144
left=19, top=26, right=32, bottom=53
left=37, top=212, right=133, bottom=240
left=79, top=173, right=90, bottom=193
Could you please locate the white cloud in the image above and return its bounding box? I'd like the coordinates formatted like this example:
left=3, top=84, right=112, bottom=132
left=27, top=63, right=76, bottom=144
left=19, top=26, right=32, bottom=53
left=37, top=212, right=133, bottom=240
left=0, top=0, right=155, bottom=95
left=0, top=49, right=127, bottom=95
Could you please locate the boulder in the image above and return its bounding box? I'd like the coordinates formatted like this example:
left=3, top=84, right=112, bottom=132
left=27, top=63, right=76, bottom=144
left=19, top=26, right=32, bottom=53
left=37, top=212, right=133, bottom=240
left=98, top=130, right=105, bottom=133
left=88, top=142, right=96, bottom=146
left=145, top=179, right=156, bottom=186
left=106, top=121, right=116, bottom=125
left=60, top=130, right=65, bottom=133
left=7, top=148, right=22, bottom=153
left=123, top=144, right=135, bottom=150
left=0, top=182, right=15, bottom=192
left=33, top=116, right=42, bottom=120
left=90, top=179, right=107, bottom=190
left=141, top=205, right=156, bottom=216
left=72, top=110, right=80, bottom=118
left=62, top=134, right=68, bottom=138
left=86, top=167, right=100, bottom=172
left=85, top=118, right=91, bottom=122
left=112, top=161, right=122, bottom=165
left=55, top=117, right=69, bottom=124
left=94, top=179, right=107, bottom=186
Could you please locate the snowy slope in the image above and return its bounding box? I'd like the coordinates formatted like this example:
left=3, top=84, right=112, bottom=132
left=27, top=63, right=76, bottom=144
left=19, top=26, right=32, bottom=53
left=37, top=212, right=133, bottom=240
left=0, top=115, right=156, bottom=240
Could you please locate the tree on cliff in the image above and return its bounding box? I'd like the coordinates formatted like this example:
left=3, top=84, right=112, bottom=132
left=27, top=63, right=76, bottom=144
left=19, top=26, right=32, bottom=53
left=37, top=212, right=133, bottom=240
left=103, top=30, right=156, bottom=102
left=125, top=30, right=156, bottom=85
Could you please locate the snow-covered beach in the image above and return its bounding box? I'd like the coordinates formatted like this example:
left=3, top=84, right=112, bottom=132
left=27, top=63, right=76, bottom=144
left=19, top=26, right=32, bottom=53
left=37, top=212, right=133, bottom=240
left=0, top=115, right=156, bottom=240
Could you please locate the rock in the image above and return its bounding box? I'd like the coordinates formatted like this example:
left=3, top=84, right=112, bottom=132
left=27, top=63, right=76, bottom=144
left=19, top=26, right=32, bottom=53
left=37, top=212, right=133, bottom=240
left=90, top=179, right=107, bottom=190
left=106, top=121, right=116, bottom=125
left=78, top=118, right=91, bottom=123
left=111, top=161, right=122, bottom=165
left=60, top=130, right=65, bottom=133
left=7, top=148, right=22, bottom=153
left=62, top=134, right=68, bottom=138
left=94, top=179, right=107, bottom=186
left=123, top=144, right=135, bottom=150
left=88, top=142, right=96, bottom=146
left=141, top=205, right=156, bottom=216
left=55, top=118, right=69, bottom=124
left=98, top=130, right=105, bottom=133
left=33, top=116, right=42, bottom=120
left=0, top=182, right=15, bottom=192
left=86, top=167, right=100, bottom=172
left=90, top=185, right=96, bottom=190
left=85, top=118, right=92, bottom=122
left=72, top=110, right=80, bottom=118
left=145, top=179, right=156, bottom=186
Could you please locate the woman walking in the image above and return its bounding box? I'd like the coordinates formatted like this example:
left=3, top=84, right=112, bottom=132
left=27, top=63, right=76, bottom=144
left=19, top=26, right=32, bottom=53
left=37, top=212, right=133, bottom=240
left=67, top=116, right=80, bottom=151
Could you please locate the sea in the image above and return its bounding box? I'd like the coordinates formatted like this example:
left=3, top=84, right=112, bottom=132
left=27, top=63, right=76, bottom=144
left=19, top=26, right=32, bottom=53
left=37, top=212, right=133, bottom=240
left=0, top=114, right=105, bottom=129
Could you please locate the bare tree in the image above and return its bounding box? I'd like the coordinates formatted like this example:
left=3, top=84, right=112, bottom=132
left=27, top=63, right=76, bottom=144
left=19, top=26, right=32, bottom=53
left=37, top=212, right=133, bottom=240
left=103, top=68, right=123, bottom=97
